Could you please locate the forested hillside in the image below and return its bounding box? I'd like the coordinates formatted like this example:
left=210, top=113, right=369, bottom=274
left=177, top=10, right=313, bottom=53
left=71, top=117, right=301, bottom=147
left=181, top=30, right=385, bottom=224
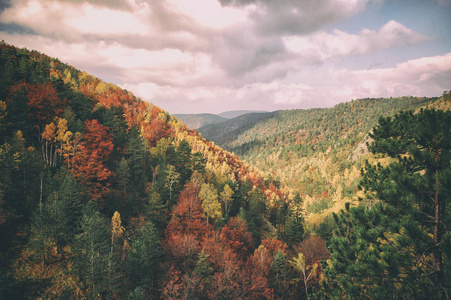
left=200, top=97, right=445, bottom=226
left=0, top=42, right=306, bottom=299
left=1, top=42, right=449, bottom=299
left=173, top=113, right=227, bottom=130
left=198, top=111, right=278, bottom=145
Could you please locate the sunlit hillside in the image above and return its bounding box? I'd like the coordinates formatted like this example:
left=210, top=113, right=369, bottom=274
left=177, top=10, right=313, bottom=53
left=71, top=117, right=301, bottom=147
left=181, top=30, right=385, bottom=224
left=199, top=96, right=447, bottom=227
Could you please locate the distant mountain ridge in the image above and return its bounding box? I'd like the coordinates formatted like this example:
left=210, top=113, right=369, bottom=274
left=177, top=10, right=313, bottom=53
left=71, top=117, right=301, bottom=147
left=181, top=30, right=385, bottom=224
left=218, top=110, right=268, bottom=119
left=175, top=110, right=269, bottom=129
left=198, top=111, right=278, bottom=144
left=173, top=113, right=227, bottom=129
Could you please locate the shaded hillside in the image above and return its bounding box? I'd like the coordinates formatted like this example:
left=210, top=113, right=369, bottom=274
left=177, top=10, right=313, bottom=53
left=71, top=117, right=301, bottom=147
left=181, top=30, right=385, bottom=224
left=198, top=111, right=278, bottom=145
left=218, top=110, right=268, bottom=119
left=173, top=113, right=227, bottom=129
left=199, top=97, right=442, bottom=225
left=0, top=42, right=307, bottom=299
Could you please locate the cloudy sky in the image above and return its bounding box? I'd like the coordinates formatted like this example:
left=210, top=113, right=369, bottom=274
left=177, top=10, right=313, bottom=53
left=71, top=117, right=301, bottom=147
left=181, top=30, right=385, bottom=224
left=0, top=0, right=450, bottom=114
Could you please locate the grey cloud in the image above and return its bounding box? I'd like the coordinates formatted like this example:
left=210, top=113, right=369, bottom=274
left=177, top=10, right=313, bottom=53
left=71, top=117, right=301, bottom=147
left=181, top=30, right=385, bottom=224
left=211, top=29, right=287, bottom=76
left=57, top=0, right=134, bottom=11
left=220, top=0, right=367, bottom=35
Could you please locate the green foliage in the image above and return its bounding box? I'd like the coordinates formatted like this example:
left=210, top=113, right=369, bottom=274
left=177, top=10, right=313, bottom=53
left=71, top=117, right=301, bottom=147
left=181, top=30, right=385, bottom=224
left=1, top=41, right=448, bottom=299
left=74, top=202, right=112, bottom=298
left=125, top=222, right=164, bottom=289
left=322, top=109, right=451, bottom=298
left=29, top=172, right=83, bottom=264
left=128, top=286, right=147, bottom=300
left=199, top=96, right=438, bottom=220
left=195, top=251, right=214, bottom=280
left=244, top=189, right=265, bottom=246
left=285, top=211, right=305, bottom=247
left=269, top=249, right=292, bottom=299
left=199, top=182, right=222, bottom=224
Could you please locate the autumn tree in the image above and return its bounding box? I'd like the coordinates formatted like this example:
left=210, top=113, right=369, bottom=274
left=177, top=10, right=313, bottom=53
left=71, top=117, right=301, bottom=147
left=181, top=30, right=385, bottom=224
left=220, top=216, right=254, bottom=261
left=8, top=82, right=66, bottom=129
left=165, top=165, right=180, bottom=204
left=165, top=181, right=208, bottom=240
left=290, top=252, right=318, bottom=300
left=199, top=183, right=222, bottom=226
left=261, top=237, right=288, bottom=256
left=70, top=119, right=114, bottom=203
left=244, top=245, right=273, bottom=299
left=220, top=184, right=234, bottom=217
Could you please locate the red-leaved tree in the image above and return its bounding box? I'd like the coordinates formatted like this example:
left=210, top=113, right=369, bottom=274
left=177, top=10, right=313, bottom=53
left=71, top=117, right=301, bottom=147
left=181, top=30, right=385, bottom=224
left=220, top=217, right=254, bottom=262
left=70, top=119, right=114, bottom=203
left=165, top=182, right=210, bottom=241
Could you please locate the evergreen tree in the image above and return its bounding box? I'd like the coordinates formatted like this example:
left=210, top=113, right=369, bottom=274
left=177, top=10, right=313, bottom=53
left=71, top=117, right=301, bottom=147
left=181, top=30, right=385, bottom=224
left=245, top=189, right=265, bottom=247
left=323, top=109, right=451, bottom=299
left=29, top=172, right=83, bottom=264
left=74, top=202, right=112, bottom=298
left=285, top=209, right=305, bottom=247
left=269, top=249, right=292, bottom=299
left=174, top=140, right=193, bottom=186
left=124, top=221, right=164, bottom=291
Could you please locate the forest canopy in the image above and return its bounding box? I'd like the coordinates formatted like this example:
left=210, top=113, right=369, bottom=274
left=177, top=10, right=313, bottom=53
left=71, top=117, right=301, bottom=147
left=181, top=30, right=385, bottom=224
left=0, top=41, right=449, bottom=299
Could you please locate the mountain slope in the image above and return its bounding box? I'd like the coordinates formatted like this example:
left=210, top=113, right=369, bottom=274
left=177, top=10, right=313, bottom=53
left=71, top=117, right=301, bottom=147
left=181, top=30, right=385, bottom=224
left=198, top=111, right=278, bottom=145
left=218, top=110, right=268, bottom=119
left=199, top=96, right=443, bottom=225
left=173, top=113, right=227, bottom=129
left=0, top=42, right=299, bottom=299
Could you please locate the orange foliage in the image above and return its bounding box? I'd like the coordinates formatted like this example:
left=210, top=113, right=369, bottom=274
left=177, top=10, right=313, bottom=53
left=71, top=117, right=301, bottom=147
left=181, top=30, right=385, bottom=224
left=9, top=81, right=66, bottom=126
left=163, top=233, right=200, bottom=273
left=261, top=237, right=288, bottom=256
left=162, top=266, right=185, bottom=300
left=244, top=245, right=274, bottom=299
left=142, top=107, right=173, bottom=147
left=220, top=217, right=254, bottom=262
left=165, top=182, right=210, bottom=241
left=70, top=119, right=114, bottom=203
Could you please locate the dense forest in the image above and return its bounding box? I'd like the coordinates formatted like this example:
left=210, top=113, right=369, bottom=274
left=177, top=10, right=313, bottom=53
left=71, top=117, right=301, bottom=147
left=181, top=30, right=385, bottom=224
left=0, top=42, right=450, bottom=299
left=199, top=96, right=450, bottom=228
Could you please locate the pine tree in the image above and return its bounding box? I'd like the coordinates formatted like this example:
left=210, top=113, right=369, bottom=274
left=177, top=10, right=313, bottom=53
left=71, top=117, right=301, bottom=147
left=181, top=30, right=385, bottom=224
left=74, top=202, right=111, bottom=298
left=285, top=209, right=304, bottom=247
left=125, top=221, right=164, bottom=291
left=323, top=109, right=451, bottom=299
left=269, top=249, right=292, bottom=299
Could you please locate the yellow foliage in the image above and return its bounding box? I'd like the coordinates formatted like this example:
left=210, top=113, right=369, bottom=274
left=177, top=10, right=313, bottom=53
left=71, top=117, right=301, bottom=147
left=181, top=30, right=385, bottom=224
left=0, top=101, right=6, bottom=127
left=15, top=130, right=25, bottom=143
left=111, top=211, right=124, bottom=238
left=200, top=183, right=222, bottom=221
left=42, top=122, right=56, bottom=141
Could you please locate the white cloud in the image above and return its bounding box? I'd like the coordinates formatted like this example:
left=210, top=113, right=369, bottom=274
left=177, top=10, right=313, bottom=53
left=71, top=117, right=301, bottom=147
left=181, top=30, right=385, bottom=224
left=0, top=0, right=448, bottom=114
left=220, top=0, right=368, bottom=35
left=284, top=21, right=429, bottom=60
left=167, top=0, right=248, bottom=30
left=65, top=3, right=149, bottom=35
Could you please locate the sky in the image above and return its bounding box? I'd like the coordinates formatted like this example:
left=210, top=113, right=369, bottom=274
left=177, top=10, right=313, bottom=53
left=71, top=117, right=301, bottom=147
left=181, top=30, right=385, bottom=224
left=0, top=0, right=450, bottom=114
